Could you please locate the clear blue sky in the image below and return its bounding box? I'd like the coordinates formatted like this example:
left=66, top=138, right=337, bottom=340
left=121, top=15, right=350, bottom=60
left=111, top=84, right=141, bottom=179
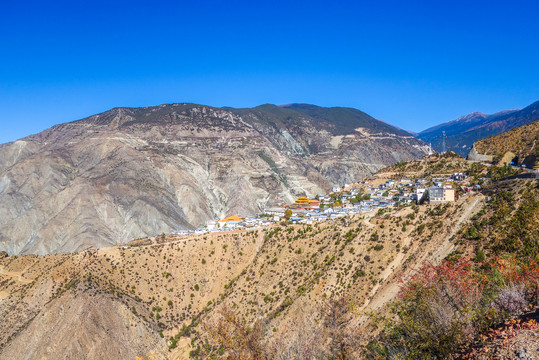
left=1, top=0, right=538, bottom=144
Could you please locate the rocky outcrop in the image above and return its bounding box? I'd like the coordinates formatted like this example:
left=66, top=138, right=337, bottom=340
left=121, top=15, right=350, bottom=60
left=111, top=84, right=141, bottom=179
left=467, top=144, right=494, bottom=162
left=0, top=103, right=429, bottom=255
left=499, top=151, right=517, bottom=166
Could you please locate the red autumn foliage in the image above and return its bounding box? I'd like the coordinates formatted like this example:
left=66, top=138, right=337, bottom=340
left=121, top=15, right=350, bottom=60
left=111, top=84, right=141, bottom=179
left=398, top=257, right=486, bottom=307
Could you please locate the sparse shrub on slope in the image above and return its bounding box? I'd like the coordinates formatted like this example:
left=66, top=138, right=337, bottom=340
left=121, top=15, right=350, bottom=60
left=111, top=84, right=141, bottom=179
left=202, top=298, right=360, bottom=360
left=362, top=180, right=539, bottom=359
left=465, top=183, right=539, bottom=259
left=486, top=165, right=521, bottom=181
left=366, top=256, right=539, bottom=360
left=378, top=258, right=488, bottom=359
left=493, top=283, right=528, bottom=315
left=265, top=311, right=327, bottom=360
left=202, top=305, right=268, bottom=360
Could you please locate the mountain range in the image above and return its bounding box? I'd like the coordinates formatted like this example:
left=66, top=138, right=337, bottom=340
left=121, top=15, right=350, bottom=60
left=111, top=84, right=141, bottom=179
left=3, top=98, right=538, bottom=256
left=0, top=107, right=537, bottom=359
left=418, top=100, right=539, bottom=156
left=0, top=103, right=428, bottom=255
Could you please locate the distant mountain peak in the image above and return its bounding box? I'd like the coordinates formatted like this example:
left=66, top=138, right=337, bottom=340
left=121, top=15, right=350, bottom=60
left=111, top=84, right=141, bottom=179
left=454, top=111, right=487, bottom=121
left=417, top=100, right=538, bottom=156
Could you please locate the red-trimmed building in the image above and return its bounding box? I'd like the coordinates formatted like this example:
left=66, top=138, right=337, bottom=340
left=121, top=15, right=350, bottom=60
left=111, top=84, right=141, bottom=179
left=285, top=196, right=320, bottom=210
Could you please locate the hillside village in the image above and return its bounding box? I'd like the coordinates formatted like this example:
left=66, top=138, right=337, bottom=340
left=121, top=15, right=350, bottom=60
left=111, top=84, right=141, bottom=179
left=1, top=150, right=537, bottom=360
left=173, top=158, right=477, bottom=237
left=169, top=149, right=537, bottom=240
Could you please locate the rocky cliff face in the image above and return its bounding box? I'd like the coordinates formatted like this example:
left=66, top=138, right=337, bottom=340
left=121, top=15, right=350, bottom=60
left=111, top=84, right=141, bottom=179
left=0, top=103, right=429, bottom=255
left=466, top=144, right=494, bottom=162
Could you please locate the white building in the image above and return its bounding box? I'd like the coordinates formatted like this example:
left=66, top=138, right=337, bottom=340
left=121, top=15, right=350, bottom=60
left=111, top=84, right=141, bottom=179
left=206, top=220, right=217, bottom=230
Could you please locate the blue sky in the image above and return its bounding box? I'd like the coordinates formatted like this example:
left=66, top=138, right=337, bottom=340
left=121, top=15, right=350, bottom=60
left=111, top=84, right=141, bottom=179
left=1, top=0, right=538, bottom=144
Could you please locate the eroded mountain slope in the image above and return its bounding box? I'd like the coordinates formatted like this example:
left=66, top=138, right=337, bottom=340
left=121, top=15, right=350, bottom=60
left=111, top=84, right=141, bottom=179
left=0, top=103, right=428, bottom=255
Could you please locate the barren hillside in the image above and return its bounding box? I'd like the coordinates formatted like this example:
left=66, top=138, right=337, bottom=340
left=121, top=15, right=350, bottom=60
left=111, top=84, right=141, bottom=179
left=0, top=169, right=485, bottom=359
left=0, top=103, right=429, bottom=255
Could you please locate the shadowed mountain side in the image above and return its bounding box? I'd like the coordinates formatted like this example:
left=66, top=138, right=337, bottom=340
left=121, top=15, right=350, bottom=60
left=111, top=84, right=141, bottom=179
left=418, top=100, right=539, bottom=156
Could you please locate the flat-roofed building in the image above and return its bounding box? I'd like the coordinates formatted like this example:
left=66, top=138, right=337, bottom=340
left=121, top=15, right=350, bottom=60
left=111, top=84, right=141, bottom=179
left=429, top=186, right=455, bottom=203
